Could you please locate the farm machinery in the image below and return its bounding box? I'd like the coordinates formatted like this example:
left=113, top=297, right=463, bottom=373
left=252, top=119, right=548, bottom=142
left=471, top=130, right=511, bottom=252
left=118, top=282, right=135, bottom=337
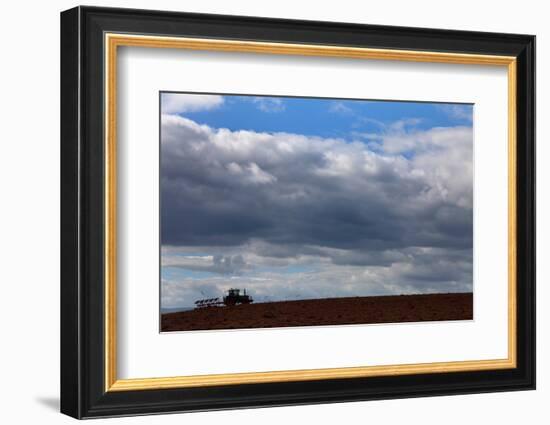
left=194, top=288, right=253, bottom=309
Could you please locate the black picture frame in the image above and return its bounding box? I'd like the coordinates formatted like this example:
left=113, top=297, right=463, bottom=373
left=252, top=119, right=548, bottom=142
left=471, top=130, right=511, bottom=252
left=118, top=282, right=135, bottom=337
left=61, top=5, right=535, bottom=419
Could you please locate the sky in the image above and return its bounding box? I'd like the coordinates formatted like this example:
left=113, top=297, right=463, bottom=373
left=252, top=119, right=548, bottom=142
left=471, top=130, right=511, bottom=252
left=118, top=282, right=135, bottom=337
left=160, top=92, right=473, bottom=309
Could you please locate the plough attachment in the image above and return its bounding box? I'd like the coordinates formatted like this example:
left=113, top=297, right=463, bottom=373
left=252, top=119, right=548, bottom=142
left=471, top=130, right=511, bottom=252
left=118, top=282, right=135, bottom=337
left=194, top=298, right=223, bottom=308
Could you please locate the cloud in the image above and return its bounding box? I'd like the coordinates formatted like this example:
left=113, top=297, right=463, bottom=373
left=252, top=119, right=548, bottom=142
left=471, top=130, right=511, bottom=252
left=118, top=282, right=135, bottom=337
left=163, top=254, right=249, bottom=275
left=161, top=245, right=472, bottom=308
left=161, top=114, right=472, bottom=248
left=226, top=161, right=277, bottom=185
left=380, top=125, right=471, bottom=154
left=161, top=93, right=224, bottom=114
left=250, top=97, right=285, bottom=113
left=438, top=104, right=473, bottom=123
left=329, top=102, right=353, bottom=114
left=160, top=113, right=473, bottom=306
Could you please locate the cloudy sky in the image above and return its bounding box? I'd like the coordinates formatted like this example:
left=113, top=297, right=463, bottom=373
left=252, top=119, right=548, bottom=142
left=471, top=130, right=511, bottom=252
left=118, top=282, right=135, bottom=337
left=160, top=92, right=473, bottom=310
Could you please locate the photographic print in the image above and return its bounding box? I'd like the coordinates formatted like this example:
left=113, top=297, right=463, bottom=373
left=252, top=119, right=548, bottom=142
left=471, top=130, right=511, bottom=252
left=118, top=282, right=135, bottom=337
left=61, top=9, right=535, bottom=416
left=160, top=92, right=474, bottom=332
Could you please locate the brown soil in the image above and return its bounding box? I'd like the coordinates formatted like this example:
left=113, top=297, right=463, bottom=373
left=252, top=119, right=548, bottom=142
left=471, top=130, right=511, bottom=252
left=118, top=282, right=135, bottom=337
left=161, top=292, right=473, bottom=332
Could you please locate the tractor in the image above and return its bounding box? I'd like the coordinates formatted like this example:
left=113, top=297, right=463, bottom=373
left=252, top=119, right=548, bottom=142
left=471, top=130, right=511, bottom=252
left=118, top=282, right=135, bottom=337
left=223, top=288, right=253, bottom=306
left=194, top=288, right=253, bottom=308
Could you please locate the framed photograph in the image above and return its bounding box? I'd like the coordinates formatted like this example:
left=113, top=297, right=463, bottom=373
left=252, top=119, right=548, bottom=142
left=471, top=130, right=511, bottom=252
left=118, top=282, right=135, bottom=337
left=60, top=6, right=535, bottom=419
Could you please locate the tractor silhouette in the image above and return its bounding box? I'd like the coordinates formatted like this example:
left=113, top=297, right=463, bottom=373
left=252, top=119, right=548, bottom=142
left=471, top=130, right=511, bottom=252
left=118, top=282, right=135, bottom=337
left=194, top=288, right=253, bottom=308
left=223, top=288, right=253, bottom=306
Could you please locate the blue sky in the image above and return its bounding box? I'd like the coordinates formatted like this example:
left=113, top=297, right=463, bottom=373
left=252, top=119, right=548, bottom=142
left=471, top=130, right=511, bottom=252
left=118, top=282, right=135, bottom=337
left=169, top=93, right=472, bottom=140
left=160, top=93, right=474, bottom=309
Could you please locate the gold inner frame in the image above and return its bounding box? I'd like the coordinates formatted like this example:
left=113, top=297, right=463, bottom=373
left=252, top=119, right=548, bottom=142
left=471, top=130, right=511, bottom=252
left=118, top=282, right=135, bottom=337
left=104, top=33, right=517, bottom=392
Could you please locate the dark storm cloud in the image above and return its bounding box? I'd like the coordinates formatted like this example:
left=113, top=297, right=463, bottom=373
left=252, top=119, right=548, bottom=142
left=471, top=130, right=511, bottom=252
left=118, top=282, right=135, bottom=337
left=161, top=115, right=472, bottom=251
left=160, top=114, right=473, bottom=298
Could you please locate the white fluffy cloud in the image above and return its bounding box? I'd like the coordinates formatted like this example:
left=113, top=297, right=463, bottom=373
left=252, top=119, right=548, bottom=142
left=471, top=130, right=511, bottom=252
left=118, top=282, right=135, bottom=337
left=161, top=93, right=224, bottom=114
